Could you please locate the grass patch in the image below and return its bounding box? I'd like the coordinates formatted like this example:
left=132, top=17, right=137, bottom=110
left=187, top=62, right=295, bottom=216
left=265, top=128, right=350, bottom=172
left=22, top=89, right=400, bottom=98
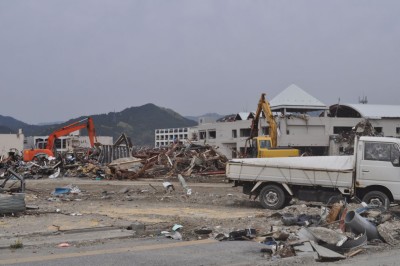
left=10, top=239, right=23, bottom=249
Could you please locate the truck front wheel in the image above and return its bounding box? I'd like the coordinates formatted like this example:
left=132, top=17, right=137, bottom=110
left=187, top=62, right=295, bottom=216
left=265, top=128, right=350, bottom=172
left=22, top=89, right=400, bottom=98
left=362, top=191, right=390, bottom=209
left=259, top=185, right=286, bottom=210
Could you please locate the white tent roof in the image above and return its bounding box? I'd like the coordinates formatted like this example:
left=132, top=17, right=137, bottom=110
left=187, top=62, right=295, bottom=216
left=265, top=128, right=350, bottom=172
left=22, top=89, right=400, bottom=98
left=334, top=104, right=400, bottom=119
left=270, top=84, right=328, bottom=110
left=235, top=112, right=253, bottom=120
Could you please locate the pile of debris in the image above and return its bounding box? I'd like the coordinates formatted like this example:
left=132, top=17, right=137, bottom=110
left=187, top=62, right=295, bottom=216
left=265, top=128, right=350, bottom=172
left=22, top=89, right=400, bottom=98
left=334, top=119, right=377, bottom=154
left=216, top=199, right=400, bottom=262
left=108, top=142, right=228, bottom=180
left=0, top=138, right=228, bottom=181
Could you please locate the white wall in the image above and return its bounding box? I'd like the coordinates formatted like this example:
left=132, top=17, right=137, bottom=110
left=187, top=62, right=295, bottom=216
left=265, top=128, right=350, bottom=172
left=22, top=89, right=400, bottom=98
left=73, top=136, right=113, bottom=148
left=0, top=132, right=24, bottom=156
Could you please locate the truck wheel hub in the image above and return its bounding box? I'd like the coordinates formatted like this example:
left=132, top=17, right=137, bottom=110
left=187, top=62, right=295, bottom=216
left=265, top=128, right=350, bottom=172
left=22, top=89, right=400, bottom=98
left=265, top=191, right=278, bottom=205
left=370, top=198, right=383, bottom=207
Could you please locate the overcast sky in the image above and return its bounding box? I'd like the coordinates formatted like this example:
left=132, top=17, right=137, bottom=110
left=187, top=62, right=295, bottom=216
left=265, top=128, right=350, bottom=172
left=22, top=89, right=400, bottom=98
left=1, top=1, right=399, bottom=124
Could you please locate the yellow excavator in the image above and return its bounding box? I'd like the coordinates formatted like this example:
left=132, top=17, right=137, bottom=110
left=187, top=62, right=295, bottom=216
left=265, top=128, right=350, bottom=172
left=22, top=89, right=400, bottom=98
left=245, top=93, right=299, bottom=158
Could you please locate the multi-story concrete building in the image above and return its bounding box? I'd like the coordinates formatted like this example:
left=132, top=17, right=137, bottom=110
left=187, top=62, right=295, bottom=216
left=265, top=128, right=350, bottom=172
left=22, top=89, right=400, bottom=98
left=154, top=127, right=195, bottom=147
left=156, top=84, right=400, bottom=159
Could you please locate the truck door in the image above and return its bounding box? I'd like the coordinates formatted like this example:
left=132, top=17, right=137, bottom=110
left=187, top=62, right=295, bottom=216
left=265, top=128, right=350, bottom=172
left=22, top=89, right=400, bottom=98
left=359, top=141, right=400, bottom=199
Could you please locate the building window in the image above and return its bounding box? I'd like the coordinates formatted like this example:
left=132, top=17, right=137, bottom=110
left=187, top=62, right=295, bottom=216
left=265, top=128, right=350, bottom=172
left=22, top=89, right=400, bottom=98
left=199, top=131, right=206, bottom=140
left=333, top=127, right=352, bottom=134
left=208, top=130, right=216, bottom=139
left=232, top=130, right=237, bottom=138
left=397, top=127, right=400, bottom=134
left=375, top=127, right=383, bottom=135
left=240, top=128, right=251, bottom=137
left=55, top=139, right=62, bottom=149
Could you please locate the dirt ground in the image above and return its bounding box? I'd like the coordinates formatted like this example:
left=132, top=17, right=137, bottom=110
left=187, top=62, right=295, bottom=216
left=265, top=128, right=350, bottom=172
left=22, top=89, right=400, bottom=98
left=2, top=176, right=321, bottom=239
left=1, top=175, right=396, bottom=264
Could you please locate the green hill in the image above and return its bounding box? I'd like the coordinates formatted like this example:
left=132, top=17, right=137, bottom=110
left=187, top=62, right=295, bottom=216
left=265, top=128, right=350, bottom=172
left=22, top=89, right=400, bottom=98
left=1, top=104, right=197, bottom=146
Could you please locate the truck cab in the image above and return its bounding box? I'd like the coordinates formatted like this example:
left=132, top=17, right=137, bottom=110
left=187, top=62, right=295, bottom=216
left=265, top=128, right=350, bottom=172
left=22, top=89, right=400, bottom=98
left=356, top=136, right=400, bottom=206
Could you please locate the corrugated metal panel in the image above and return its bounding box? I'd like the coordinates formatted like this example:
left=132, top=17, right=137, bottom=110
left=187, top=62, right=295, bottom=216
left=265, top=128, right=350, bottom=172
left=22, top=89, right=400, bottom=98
left=97, top=133, right=133, bottom=164
left=98, top=145, right=131, bottom=164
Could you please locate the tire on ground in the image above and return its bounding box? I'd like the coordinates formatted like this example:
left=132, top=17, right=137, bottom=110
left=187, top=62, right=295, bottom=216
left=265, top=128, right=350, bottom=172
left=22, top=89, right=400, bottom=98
left=259, top=184, right=286, bottom=210
left=0, top=193, right=26, bottom=214
left=362, top=190, right=390, bottom=209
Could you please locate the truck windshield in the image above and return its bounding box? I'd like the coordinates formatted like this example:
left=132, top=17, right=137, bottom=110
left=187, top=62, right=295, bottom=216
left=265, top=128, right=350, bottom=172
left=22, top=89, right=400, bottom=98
left=364, top=142, right=400, bottom=165
left=259, top=140, right=271, bottom=149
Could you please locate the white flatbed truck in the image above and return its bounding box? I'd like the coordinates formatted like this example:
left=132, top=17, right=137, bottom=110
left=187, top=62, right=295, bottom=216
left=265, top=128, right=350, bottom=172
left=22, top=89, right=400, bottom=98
left=226, top=136, right=400, bottom=209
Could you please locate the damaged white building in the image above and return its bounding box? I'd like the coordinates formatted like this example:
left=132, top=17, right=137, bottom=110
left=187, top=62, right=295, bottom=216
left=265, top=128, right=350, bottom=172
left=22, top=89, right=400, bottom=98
left=156, top=84, right=400, bottom=159
left=0, top=130, right=24, bottom=157
left=24, top=134, right=113, bottom=153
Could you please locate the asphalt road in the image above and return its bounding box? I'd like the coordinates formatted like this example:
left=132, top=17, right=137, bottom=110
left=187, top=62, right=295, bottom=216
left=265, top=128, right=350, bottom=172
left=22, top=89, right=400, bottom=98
left=0, top=238, right=270, bottom=266
left=1, top=235, right=399, bottom=266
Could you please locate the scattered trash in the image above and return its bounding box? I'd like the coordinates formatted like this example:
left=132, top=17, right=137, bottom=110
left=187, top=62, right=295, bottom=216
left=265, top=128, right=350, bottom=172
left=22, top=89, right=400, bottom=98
left=178, top=174, right=192, bottom=196
left=281, top=213, right=321, bottom=226
left=162, top=231, right=182, bottom=240
left=49, top=168, right=60, bottom=179
left=51, top=185, right=81, bottom=196
left=163, top=182, right=175, bottom=193
left=228, top=228, right=256, bottom=240
left=127, top=222, right=146, bottom=235
left=194, top=228, right=212, bottom=235
left=307, top=227, right=347, bottom=245
left=172, top=224, right=183, bottom=231
left=119, top=187, right=130, bottom=194
left=57, top=243, right=70, bottom=248
left=52, top=187, right=71, bottom=195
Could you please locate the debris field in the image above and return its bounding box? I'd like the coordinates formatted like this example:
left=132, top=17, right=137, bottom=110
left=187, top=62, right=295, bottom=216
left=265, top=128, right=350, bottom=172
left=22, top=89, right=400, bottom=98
left=1, top=137, right=400, bottom=264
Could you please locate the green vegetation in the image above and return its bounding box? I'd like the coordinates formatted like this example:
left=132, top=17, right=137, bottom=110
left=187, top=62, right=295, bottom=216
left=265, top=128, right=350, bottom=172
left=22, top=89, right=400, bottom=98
left=0, top=104, right=197, bottom=146
left=10, top=239, right=23, bottom=249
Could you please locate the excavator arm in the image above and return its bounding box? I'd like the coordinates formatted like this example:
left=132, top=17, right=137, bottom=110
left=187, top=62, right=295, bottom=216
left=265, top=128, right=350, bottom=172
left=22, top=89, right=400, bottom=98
left=46, top=117, right=97, bottom=151
left=249, top=93, right=278, bottom=148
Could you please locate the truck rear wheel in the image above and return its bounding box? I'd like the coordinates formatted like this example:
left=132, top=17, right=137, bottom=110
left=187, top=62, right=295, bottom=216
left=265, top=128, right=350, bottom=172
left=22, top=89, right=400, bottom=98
left=259, top=185, right=286, bottom=210
left=362, top=191, right=390, bottom=209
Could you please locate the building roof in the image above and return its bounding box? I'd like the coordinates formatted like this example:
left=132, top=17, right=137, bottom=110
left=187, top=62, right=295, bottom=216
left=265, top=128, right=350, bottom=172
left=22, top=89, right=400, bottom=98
left=270, top=84, right=328, bottom=111
left=329, top=103, right=400, bottom=119
left=235, top=112, right=254, bottom=120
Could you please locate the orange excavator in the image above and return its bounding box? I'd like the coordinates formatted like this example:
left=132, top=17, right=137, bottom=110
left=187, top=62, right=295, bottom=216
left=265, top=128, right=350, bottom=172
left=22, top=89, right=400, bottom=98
left=23, top=117, right=97, bottom=161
